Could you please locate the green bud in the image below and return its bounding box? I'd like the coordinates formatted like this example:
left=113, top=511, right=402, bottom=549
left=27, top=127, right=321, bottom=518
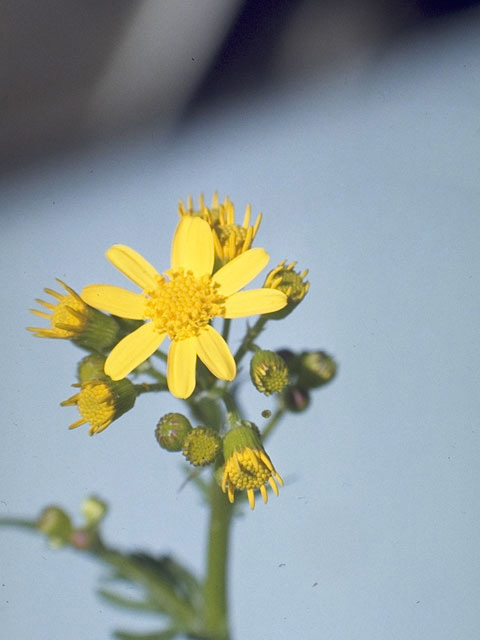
left=77, top=354, right=108, bottom=383
left=36, top=506, right=73, bottom=547
left=183, top=427, right=222, bottom=466
left=155, top=413, right=192, bottom=451
left=250, top=350, right=289, bottom=395
left=297, top=351, right=337, bottom=389
left=81, top=496, right=107, bottom=528
left=283, top=386, right=310, bottom=413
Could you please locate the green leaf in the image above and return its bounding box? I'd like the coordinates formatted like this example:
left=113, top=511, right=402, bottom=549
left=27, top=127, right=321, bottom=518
left=99, top=550, right=201, bottom=626
left=98, top=588, right=163, bottom=613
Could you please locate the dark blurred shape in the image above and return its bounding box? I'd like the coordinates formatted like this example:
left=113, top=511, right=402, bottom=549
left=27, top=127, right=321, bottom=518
left=187, top=0, right=480, bottom=117
left=1, top=2, right=137, bottom=169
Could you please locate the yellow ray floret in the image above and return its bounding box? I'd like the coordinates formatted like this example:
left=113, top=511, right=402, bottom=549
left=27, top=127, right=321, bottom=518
left=82, top=217, right=287, bottom=399
left=178, top=192, right=262, bottom=263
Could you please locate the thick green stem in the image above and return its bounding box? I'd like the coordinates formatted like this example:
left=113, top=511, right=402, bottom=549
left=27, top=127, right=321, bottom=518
left=134, top=382, right=168, bottom=395
left=203, top=480, right=234, bottom=640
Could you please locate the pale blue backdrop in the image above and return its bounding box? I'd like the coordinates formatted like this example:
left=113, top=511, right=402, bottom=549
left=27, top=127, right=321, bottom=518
left=2, top=15, right=479, bottom=640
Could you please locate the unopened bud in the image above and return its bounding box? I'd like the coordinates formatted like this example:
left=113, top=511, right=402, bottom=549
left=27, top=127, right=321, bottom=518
left=155, top=413, right=192, bottom=451
left=250, top=350, right=289, bottom=395
left=81, top=496, right=107, bottom=528
left=77, top=354, right=108, bottom=383
left=297, top=351, right=337, bottom=389
left=36, top=506, right=73, bottom=547
left=284, top=386, right=310, bottom=413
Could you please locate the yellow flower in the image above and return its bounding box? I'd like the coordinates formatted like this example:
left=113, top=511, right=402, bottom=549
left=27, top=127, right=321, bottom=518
left=221, top=423, right=284, bottom=509
left=178, top=192, right=262, bottom=264
left=28, top=280, right=119, bottom=349
left=82, top=217, right=286, bottom=398
left=28, top=280, right=89, bottom=339
left=61, top=379, right=136, bottom=435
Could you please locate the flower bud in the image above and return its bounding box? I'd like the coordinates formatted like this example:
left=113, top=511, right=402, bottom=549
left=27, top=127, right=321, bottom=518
left=61, top=378, right=137, bottom=435
left=36, top=506, right=73, bottom=548
left=263, top=261, right=310, bottom=319
left=77, top=354, right=108, bottom=383
left=155, top=413, right=192, bottom=451
left=222, top=422, right=283, bottom=509
left=81, top=496, right=107, bottom=528
left=28, top=279, right=119, bottom=351
left=283, top=386, right=310, bottom=413
left=297, top=351, right=337, bottom=389
left=250, top=350, right=289, bottom=395
left=182, top=427, right=222, bottom=466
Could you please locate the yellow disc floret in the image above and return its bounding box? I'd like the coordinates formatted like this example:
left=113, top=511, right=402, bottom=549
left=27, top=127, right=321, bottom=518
left=77, top=383, right=115, bottom=430
left=144, top=270, right=225, bottom=340
left=61, top=379, right=137, bottom=436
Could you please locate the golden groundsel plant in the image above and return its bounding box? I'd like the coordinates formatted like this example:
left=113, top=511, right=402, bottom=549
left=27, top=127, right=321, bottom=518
left=8, top=193, right=337, bottom=640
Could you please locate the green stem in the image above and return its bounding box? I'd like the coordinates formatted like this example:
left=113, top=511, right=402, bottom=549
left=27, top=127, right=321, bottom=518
left=234, top=317, right=267, bottom=366
left=203, top=479, right=234, bottom=640
left=134, top=382, right=168, bottom=395
left=222, top=318, right=231, bottom=343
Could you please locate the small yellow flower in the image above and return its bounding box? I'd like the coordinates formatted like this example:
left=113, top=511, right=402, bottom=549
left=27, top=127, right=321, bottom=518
left=28, top=280, right=89, bottom=339
left=61, top=379, right=136, bottom=435
left=178, top=192, right=262, bottom=264
left=221, top=424, right=283, bottom=509
left=182, top=427, right=222, bottom=467
left=82, top=217, right=286, bottom=399
left=264, top=260, right=310, bottom=319
left=28, top=280, right=119, bottom=349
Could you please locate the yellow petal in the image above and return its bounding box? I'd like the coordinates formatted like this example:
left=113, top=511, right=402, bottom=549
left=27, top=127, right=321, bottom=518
left=81, top=285, right=145, bottom=319
left=224, top=289, right=287, bottom=318
left=213, top=248, right=269, bottom=297
left=106, top=245, right=159, bottom=291
left=170, top=217, right=214, bottom=277
left=167, top=337, right=197, bottom=398
left=196, top=326, right=236, bottom=381
left=105, top=323, right=165, bottom=380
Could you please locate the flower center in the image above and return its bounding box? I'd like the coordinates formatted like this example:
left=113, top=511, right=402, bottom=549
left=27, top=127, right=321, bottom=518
left=144, top=269, right=225, bottom=341
left=225, top=449, right=273, bottom=490
left=52, top=295, right=87, bottom=337
left=77, top=383, right=115, bottom=429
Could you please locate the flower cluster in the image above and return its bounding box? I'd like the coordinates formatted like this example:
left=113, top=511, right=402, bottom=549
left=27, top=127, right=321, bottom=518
left=27, top=193, right=327, bottom=509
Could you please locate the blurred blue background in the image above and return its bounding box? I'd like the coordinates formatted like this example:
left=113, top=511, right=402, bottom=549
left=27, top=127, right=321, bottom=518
left=2, top=2, right=480, bottom=639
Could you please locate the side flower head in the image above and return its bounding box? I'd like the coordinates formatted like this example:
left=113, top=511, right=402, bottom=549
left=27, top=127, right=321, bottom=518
left=264, top=260, right=310, bottom=319
left=61, top=378, right=137, bottom=435
left=178, top=192, right=262, bottom=264
left=221, top=422, right=283, bottom=509
left=28, top=279, right=119, bottom=351
left=82, top=216, right=287, bottom=399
